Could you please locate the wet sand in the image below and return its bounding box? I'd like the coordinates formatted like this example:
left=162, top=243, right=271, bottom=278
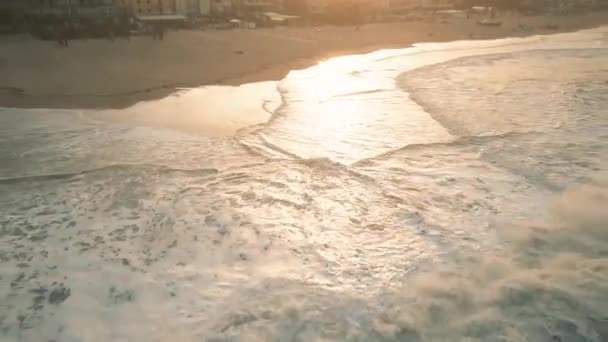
left=1, top=12, right=607, bottom=109
left=88, top=82, right=282, bottom=136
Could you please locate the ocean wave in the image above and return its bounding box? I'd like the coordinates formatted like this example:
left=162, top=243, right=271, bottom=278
left=205, top=177, right=608, bottom=341
left=0, top=164, right=219, bottom=185
left=397, top=48, right=608, bottom=138
left=352, top=131, right=540, bottom=167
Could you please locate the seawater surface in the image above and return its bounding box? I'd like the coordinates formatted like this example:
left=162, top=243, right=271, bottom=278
left=1, top=27, right=607, bottom=342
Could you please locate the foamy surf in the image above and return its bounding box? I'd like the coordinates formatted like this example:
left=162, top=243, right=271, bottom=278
left=1, top=27, right=607, bottom=341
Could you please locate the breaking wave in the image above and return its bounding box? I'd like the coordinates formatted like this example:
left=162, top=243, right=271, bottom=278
left=1, top=27, right=607, bottom=341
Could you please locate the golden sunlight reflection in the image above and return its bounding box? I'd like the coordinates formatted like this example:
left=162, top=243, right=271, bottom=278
left=262, top=52, right=453, bottom=163
left=248, top=31, right=605, bottom=164
left=88, top=82, right=281, bottom=137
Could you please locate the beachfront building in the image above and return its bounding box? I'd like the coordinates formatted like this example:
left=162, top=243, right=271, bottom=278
left=176, top=0, right=213, bottom=15
left=24, top=0, right=130, bottom=17
left=520, top=0, right=601, bottom=13
left=227, top=0, right=454, bottom=18
left=0, top=0, right=25, bottom=32
left=186, top=0, right=211, bottom=15
left=24, top=0, right=132, bottom=40
left=123, top=0, right=181, bottom=15
left=210, top=0, right=234, bottom=15
left=282, top=0, right=389, bottom=19
left=122, top=0, right=211, bottom=16
left=389, top=0, right=453, bottom=12
left=0, top=0, right=24, bottom=16
left=233, top=0, right=282, bottom=16
left=419, top=0, right=453, bottom=9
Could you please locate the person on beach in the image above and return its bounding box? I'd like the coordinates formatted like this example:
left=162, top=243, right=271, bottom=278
left=151, top=24, right=165, bottom=40
left=105, top=18, right=115, bottom=41
left=157, top=24, right=165, bottom=40
left=57, top=20, right=69, bottom=47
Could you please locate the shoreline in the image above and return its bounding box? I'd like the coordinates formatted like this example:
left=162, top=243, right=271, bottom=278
left=1, top=12, right=607, bottom=110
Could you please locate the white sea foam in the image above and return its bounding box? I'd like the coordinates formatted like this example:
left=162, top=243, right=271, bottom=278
left=0, top=27, right=607, bottom=341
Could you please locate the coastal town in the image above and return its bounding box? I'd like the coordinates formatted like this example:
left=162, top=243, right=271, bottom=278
left=1, top=0, right=607, bottom=39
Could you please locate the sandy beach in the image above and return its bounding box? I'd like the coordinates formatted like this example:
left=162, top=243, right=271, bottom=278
left=1, top=12, right=608, bottom=109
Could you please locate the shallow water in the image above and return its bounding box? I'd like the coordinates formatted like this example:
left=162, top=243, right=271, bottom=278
left=1, top=27, right=607, bottom=342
